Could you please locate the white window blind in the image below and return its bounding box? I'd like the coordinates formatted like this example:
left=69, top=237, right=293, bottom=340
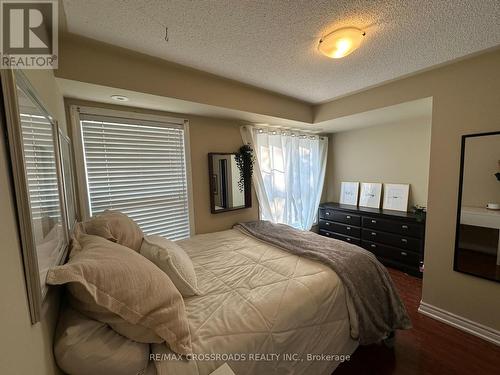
left=21, top=113, right=61, bottom=221
left=79, top=114, right=190, bottom=240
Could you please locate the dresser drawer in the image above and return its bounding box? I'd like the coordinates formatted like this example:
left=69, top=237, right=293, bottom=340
left=319, top=229, right=361, bottom=245
left=322, top=221, right=360, bottom=238
left=320, top=206, right=359, bottom=221
left=362, top=240, right=420, bottom=267
left=319, top=208, right=331, bottom=220
left=361, top=229, right=421, bottom=252
left=319, top=209, right=361, bottom=226
left=331, top=211, right=361, bottom=226
left=362, top=216, right=423, bottom=238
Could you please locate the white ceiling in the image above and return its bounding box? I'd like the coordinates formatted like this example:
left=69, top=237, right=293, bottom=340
left=57, top=78, right=432, bottom=133
left=62, top=0, right=500, bottom=103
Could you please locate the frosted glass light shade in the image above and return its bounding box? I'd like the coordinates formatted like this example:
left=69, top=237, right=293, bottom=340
left=318, top=27, right=365, bottom=58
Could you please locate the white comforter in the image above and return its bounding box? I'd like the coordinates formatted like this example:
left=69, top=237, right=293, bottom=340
left=152, top=229, right=358, bottom=375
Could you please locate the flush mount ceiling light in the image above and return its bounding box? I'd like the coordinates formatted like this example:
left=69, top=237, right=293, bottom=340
left=318, top=27, right=365, bottom=59
left=110, top=95, right=129, bottom=102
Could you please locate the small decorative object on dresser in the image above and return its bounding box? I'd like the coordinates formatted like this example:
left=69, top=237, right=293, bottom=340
left=339, top=181, right=359, bottom=205
left=359, top=182, right=382, bottom=208
left=318, top=202, right=426, bottom=277
left=383, top=183, right=410, bottom=212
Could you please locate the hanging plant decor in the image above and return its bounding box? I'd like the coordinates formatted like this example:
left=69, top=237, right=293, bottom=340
left=234, top=144, right=255, bottom=192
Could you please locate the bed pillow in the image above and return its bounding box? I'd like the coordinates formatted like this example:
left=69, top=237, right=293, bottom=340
left=65, top=290, right=164, bottom=344
left=141, top=235, right=201, bottom=297
left=54, top=305, right=149, bottom=375
left=82, top=210, right=143, bottom=252
left=46, top=234, right=192, bottom=355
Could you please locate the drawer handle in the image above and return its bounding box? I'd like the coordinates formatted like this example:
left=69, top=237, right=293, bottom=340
left=346, top=226, right=351, bottom=230
left=346, top=238, right=351, bottom=242
left=401, top=251, right=408, bottom=256
left=325, top=222, right=330, bottom=226
left=371, top=232, right=377, bottom=236
left=401, top=238, right=408, bottom=243
left=326, top=212, right=330, bottom=215
left=370, top=244, right=377, bottom=248
left=402, top=225, right=408, bottom=229
left=325, top=232, right=330, bottom=236
left=371, top=220, right=377, bottom=224
left=346, top=215, right=351, bottom=219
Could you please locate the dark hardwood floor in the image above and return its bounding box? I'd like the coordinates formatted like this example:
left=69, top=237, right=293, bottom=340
left=335, top=268, right=500, bottom=375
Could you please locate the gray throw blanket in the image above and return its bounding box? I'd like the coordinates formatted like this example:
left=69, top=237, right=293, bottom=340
left=234, top=221, right=411, bottom=345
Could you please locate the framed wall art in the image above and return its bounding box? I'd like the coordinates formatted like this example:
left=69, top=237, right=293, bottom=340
left=383, top=183, right=410, bottom=212
left=339, top=181, right=359, bottom=205
left=359, top=182, right=382, bottom=208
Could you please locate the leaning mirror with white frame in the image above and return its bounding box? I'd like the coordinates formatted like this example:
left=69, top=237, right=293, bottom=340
left=1, top=70, right=69, bottom=323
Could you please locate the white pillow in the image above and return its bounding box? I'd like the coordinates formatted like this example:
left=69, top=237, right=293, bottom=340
left=54, top=305, right=149, bottom=375
left=141, top=235, right=200, bottom=297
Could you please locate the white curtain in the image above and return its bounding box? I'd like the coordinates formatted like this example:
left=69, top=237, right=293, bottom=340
left=241, top=125, right=328, bottom=230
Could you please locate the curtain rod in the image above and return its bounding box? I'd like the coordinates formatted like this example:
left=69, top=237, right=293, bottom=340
left=242, top=124, right=326, bottom=140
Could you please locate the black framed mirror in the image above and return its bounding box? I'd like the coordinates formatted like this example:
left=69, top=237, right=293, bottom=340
left=454, top=131, right=500, bottom=282
left=208, top=153, right=251, bottom=213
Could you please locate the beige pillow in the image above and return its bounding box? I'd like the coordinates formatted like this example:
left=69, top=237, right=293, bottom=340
left=66, top=290, right=164, bottom=344
left=82, top=210, right=143, bottom=251
left=141, top=235, right=201, bottom=297
left=54, top=305, right=149, bottom=375
left=46, top=234, right=192, bottom=355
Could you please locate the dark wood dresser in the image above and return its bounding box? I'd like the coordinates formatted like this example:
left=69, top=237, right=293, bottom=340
left=318, top=202, right=426, bottom=277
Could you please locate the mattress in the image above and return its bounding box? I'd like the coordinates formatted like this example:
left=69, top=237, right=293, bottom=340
left=152, top=229, right=359, bottom=375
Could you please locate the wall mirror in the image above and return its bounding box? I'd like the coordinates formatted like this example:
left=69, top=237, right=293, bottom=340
left=208, top=153, right=251, bottom=213
left=1, top=70, right=69, bottom=323
left=454, top=131, right=500, bottom=282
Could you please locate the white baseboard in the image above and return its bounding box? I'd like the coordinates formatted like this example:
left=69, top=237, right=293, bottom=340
left=418, top=301, right=500, bottom=346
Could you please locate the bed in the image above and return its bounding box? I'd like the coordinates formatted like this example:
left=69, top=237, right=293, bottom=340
left=151, top=229, right=359, bottom=375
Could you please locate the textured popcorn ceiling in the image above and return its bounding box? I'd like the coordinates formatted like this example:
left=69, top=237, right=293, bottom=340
left=62, top=0, right=500, bottom=103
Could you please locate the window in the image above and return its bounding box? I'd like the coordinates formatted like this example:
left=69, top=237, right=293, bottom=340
left=74, top=108, right=192, bottom=240
left=241, top=126, right=328, bottom=231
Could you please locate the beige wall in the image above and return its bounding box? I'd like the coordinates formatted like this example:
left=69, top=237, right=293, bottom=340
left=325, top=119, right=431, bottom=208
left=64, top=99, right=259, bottom=235
left=0, top=70, right=65, bottom=375
left=461, top=134, right=500, bottom=207
left=57, top=34, right=311, bottom=123
left=316, top=49, right=500, bottom=331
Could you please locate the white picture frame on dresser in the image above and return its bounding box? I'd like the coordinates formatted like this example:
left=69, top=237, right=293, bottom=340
left=339, top=182, right=359, bottom=205
left=383, top=183, right=410, bottom=212
left=359, top=182, right=382, bottom=208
